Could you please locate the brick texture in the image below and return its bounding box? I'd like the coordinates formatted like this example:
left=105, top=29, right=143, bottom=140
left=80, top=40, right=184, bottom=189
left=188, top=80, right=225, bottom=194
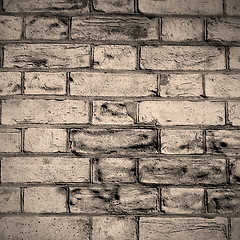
left=0, top=129, right=21, bottom=153
left=0, top=16, right=22, bottom=40
left=0, top=72, right=21, bottom=95
left=0, top=187, right=20, bottom=213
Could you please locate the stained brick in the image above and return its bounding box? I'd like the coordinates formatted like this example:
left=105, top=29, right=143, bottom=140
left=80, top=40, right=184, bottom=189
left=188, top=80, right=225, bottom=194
left=0, top=187, right=20, bottom=213
left=0, top=16, right=22, bottom=40
left=229, top=102, right=240, bottom=126
left=230, top=158, right=240, bottom=184
left=229, top=47, right=240, bottom=70
left=226, top=0, right=240, bottom=15
left=0, top=129, right=21, bottom=153
left=0, top=72, right=21, bottom=95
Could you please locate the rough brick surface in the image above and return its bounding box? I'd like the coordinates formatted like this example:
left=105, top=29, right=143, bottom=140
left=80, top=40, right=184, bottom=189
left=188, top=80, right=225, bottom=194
left=24, top=128, right=67, bottom=152
left=230, top=158, right=240, bottom=184
left=231, top=218, right=240, bottom=240
left=0, top=16, right=22, bottom=40
left=161, top=130, right=203, bottom=154
left=229, top=47, right=240, bottom=69
left=140, top=46, right=225, bottom=70
left=26, top=16, right=68, bottom=40
left=162, top=18, right=203, bottom=42
left=139, top=157, right=226, bottom=185
left=70, top=72, right=157, bottom=97
left=0, top=72, right=21, bottom=95
left=24, top=187, right=67, bottom=213
left=1, top=157, right=90, bottom=183
left=3, top=44, right=90, bottom=68
left=72, top=16, right=158, bottom=41
left=228, top=102, right=240, bottom=126
left=0, top=187, right=20, bottom=213
left=70, top=129, right=157, bottom=154
left=0, top=216, right=90, bottom=240
left=139, top=217, right=228, bottom=240
left=70, top=185, right=158, bottom=213
left=139, top=101, right=224, bottom=125
left=0, top=129, right=21, bottom=153
left=226, top=0, right=240, bottom=15
left=92, top=216, right=137, bottom=240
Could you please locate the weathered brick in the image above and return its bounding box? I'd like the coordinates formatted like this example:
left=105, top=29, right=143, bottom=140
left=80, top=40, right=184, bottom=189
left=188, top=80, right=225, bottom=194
left=2, top=99, right=89, bottom=124
left=3, top=0, right=89, bottom=13
left=161, top=130, right=203, bottom=154
left=139, top=101, right=224, bottom=125
left=0, top=72, right=21, bottom=95
left=139, top=217, right=228, bottom=240
left=70, top=129, right=157, bottom=154
left=226, top=0, right=240, bottom=15
left=1, top=157, right=90, bottom=183
left=162, top=18, right=203, bottom=41
left=229, top=102, right=240, bottom=126
left=3, top=44, right=90, bottom=68
left=160, top=74, right=202, bottom=97
left=24, top=128, right=67, bottom=153
left=140, top=46, right=225, bottom=70
left=26, top=16, right=68, bottom=40
left=162, top=188, right=204, bottom=214
left=25, top=72, right=66, bottom=95
left=0, top=216, right=90, bottom=240
left=0, top=187, right=20, bottom=213
left=229, top=47, right=240, bottom=69
left=207, top=18, right=240, bottom=42
left=92, top=216, right=137, bottom=240
left=231, top=218, right=240, bottom=240
left=24, top=187, right=67, bottom=213
left=70, top=72, right=157, bottom=97
left=92, top=158, right=136, bottom=183
left=139, top=157, right=226, bottom=185
left=138, top=0, right=223, bottom=15
left=70, top=185, right=158, bottom=214
left=0, top=16, right=22, bottom=40
left=93, top=45, right=137, bottom=70
left=72, top=16, right=158, bottom=41
left=206, top=130, right=240, bottom=156
left=93, top=0, right=134, bottom=13
left=92, top=101, right=137, bottom=125
left=230, top=158, right=240, bottom=184
left=207, top=189, right=240, bottom=213
left=205, top=74, right=240, bottom=98
left=0, top=129, right=21, bottom=153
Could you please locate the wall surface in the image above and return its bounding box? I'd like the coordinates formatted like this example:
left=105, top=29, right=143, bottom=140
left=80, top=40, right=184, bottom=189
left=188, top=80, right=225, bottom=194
left=0, top=0, right=240, bottom=239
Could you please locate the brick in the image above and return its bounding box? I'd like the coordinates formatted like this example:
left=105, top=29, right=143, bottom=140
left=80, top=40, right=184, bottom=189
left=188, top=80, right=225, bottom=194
left=92, top=216, right=137, bottom=240
left=160, top=74, right=202, bottom=97
left=26, top=16, right=68, bottom=40
left=226, top=0, right=240, bottom=15
left=92, top=158, right=135, bottom=183
left=72, top=16, right=158, bottom=41
left=161, top=130, right=203, bottom=154
left=0, top=216, right=89, bottom=240
left=70, top=72, right=157, bottom=97
left=92, top=101, right=137, bottom=124
left=70, top=129, right=157, bottom=154
left=1, top=157, right=90, bottom=183
left=162, top=17, right=203, bottom=41
left=207, top=189, right=240, bottom=213
left=3, top=44, right=90, bottom=68
left=231, top=218, right=240, bottom=240
left=3, top=0, right=89, bottom=13
left=162, top=188, right=204, bottom=214
left=229, top=102, right=240, bottom=126
left=24, top=128, right=67, bottom=153
left=0, top=187, right=20, bottom=213
left=0, top=72, right=21, bottom=95
left=24, top=187, right=67, bottom=213
left=140, top=46, right=225, bottom=70
left=0, top=129, right=21, bottom=153
left=25, top=72, right=66, bottom=95
left=138, top=0, right=223, bottom=15
left=93, top=0, right=134, bottom=13
left=70, top=185, right=158, bottom=214
left=229, top=47, right=240, bottom=70
left=139, top=101, right=225, bottom=125
left=93, top=45, right=137, bottom=70
left=205, top=74, right=240, bottom=98
left=139, top=217, right=228, bottom=240
left=2, top=99, right=89, bottom=124
left=206, top=130, right=240, bottom=156
left=0, top=16, right=22, bottom=40
left=139, top=157, right=226, bottom=185
left=207, top=18, right=240, bottom=42
left=230, top=158, right=240, bottom=184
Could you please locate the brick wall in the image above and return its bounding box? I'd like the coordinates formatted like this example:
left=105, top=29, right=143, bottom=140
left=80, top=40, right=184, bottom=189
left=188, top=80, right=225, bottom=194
left=0, top=0, right=240, bottom=239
